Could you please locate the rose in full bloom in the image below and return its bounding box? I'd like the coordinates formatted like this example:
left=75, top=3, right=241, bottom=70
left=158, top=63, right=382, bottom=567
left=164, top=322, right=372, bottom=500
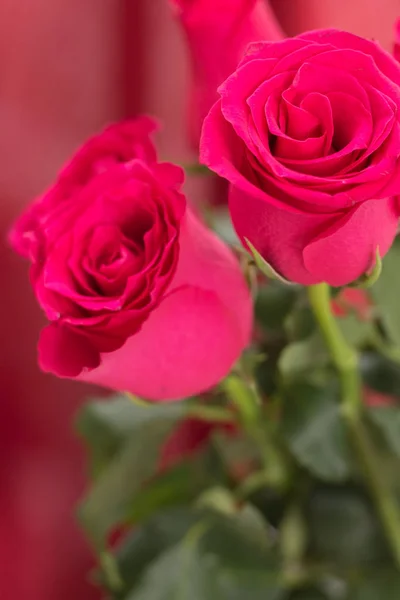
left=201, top=29, right=400, bottom=286
left=11, top=118, right=252, bottom=401
left=171, top=0, right=283, bottom=145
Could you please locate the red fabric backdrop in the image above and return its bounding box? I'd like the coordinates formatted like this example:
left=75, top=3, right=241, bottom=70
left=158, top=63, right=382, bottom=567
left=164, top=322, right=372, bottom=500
left=0, top=1, right=397, bottom=598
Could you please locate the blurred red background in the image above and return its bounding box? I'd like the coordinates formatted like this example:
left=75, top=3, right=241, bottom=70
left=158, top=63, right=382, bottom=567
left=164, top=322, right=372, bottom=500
left=0, top=1, right=397, bottom=598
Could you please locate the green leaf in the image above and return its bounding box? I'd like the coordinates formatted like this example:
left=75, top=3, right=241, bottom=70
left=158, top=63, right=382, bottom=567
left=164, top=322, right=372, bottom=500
left=370, top=239, right=400, bottom=346
left=213, top=430, right=261, bottom=473
left=306, top=485, right=388, bottom=566
left=126, top=541, right=220, bottom=600
left=245, top=238, right=294, bottom=284
left=255, top=353, right=281, bottom=397
left=287, top=590, right=328, bottom=600
left=360, top=352, right=400, bottom=398
left=355, top=246, right=382, bottom=289
left=126, top=510, right=283, bottom=600
left=126, top=447, right=226, bottom=524
left=279, top=334, right=329, bottom=380
left=336, top=314, right=373, bottom=348
left=249, top=486, right=288, bottom=529
left=285, top=304, right=316, bottom=341
left=367, top=406, right=400, bottom=458
left=281, top=381, right=351, bottom=481
left=349, top=570, right=400, bottom=599
left=76, top=395, right=185, bottom=476
left=113, top=508, right=201, bottom=598
left=79, top=406, right=185, bottom=548
left=255, top=282, right=298, bottom=333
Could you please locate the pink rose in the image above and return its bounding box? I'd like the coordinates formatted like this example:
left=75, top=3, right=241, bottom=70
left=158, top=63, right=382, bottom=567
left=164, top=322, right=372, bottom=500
left=201, top=29, right=400, bottom=286
left=11, top=118, right=252, bottom=401
left=171, top=0, right=283, bottom=144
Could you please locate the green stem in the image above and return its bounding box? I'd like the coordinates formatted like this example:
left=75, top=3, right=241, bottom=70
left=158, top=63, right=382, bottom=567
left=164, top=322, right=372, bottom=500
left=187, top=405, right=235, bottom=424
left=348, top=417, right=400, bottom=565
left=183, top=163, right=212, bottom=177
left=307, top=282, right=400, bottom=568
left=222, top=374, right=289, bottom=491
left=307, top=283, right=360, bottom=418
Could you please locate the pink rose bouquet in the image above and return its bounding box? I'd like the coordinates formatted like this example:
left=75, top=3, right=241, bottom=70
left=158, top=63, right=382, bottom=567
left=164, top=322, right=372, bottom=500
left=11, top=10, right=400, bottom=598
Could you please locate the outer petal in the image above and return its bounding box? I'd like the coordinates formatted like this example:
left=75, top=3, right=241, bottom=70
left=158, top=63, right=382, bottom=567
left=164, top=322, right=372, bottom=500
left=59, top=116, right=159, bottom=185
left=169, top=208, right=252, bottom=347
left=80, top=286, right=249, bottom=401
left=9, top=118, right=160, bottom=260
left=303, top=196, right=399, bottom=286
left=229, top=184, right=330, bottom=285
left=300, top=29, right=400, bottom=88
left=38, top=324, right=100, bottom=377
left=230, top=183, right=399, bottom=286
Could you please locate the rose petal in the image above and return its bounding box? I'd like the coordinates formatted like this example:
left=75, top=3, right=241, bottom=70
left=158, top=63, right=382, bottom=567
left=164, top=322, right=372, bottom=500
left=169, top=209, right=252, bottom=347
left=286, top=92, right=325, bottom=140
left=220, top=58, right=282, bottom=147
left=303, top=196, right=399, bottom=286
left=80, top=286, right=248, bottom=401
left=300, top=30, right=400, bottom=89
left=240, top=37, right=310, bottom=68
left=38, top=324, right=100, bottom=377
left=229, top=184, right=330, bottom=284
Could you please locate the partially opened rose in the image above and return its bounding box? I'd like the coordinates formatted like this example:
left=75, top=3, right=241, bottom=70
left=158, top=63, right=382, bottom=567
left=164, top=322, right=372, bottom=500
left=201, top=29, right=400, bottom=286
left=171, top=0, right=283, bottom=145
left=11, top=118, right=252, bottom=401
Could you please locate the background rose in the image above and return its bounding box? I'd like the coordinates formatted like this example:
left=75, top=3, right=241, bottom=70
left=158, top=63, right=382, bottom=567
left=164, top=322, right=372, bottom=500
left=171, top=0, right=283, bottom=146
left=394, top=19, right=400, bottom=63
left=201, top=29, right=400, bottom=286
left=331, top=288, right=372, bottom=320
left=159, top=416, right=235, bottom=471
left=12, top=119, right=252, bottom=401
